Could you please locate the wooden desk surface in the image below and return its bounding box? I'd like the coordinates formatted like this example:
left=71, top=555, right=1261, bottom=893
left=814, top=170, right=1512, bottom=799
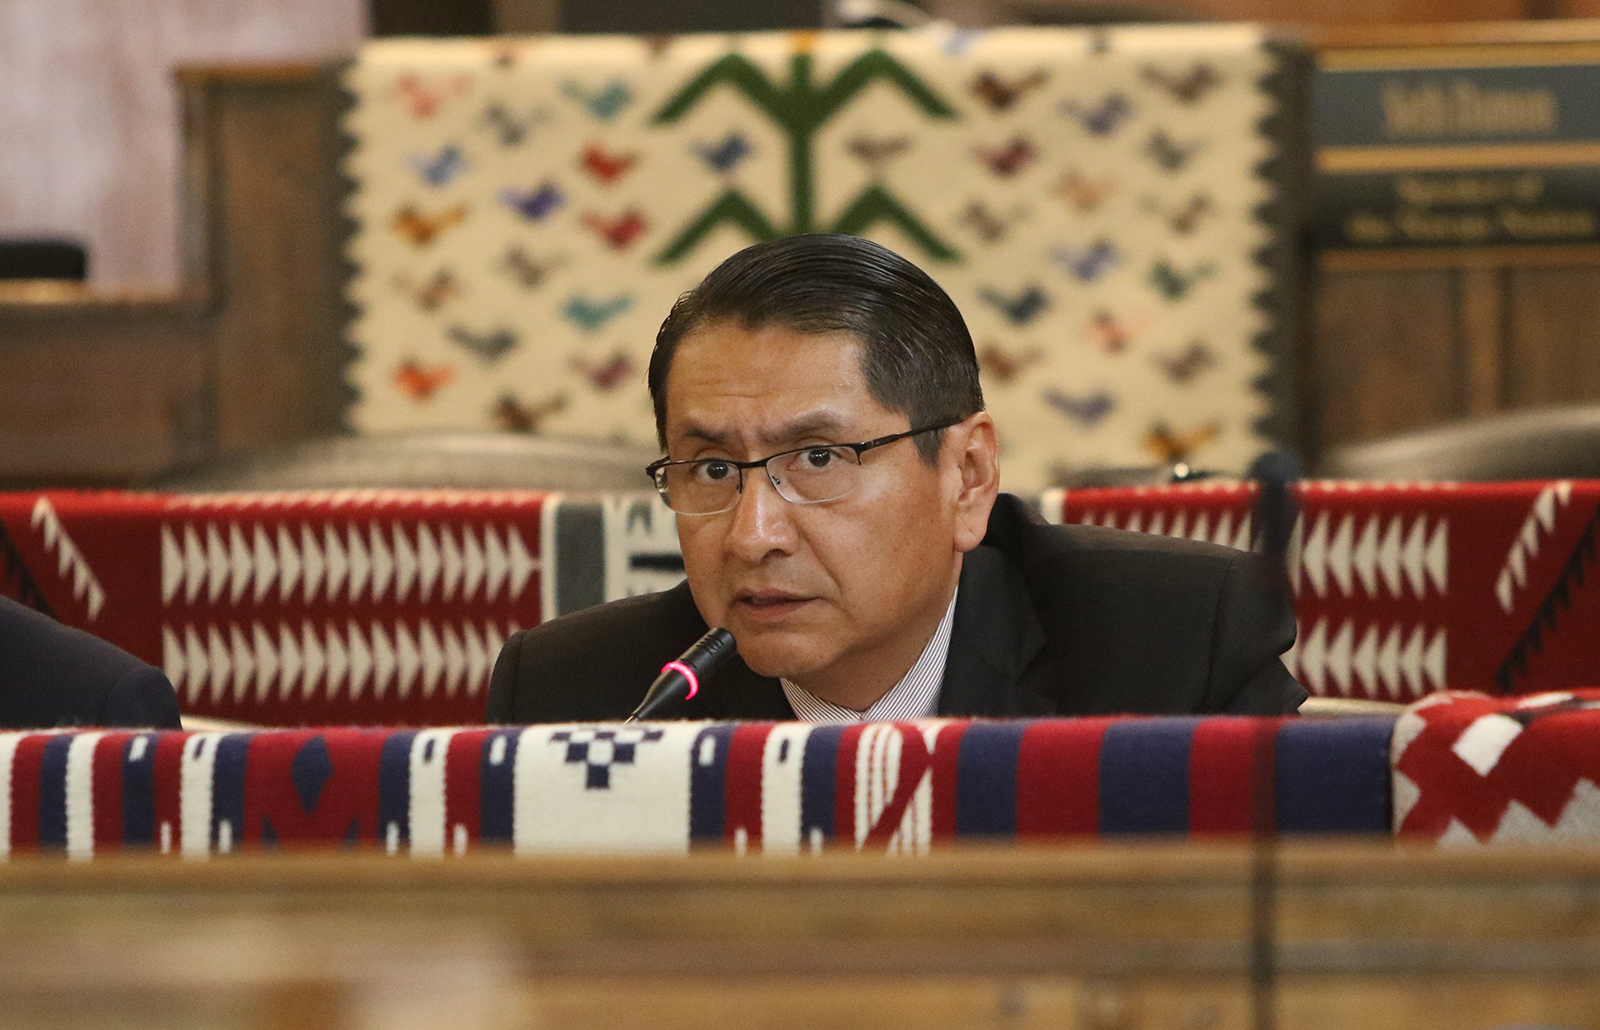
left=4, top=841, right=1600, bottom=1030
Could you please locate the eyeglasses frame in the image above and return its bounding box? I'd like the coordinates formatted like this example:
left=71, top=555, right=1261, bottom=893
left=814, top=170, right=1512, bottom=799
left=645, top=417, right=965, bottom=516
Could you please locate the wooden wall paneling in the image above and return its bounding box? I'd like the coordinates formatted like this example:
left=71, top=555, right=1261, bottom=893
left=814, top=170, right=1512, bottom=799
left=0, top=301, right=212, bottom=486
left=0, top=0, right=364, bottom=293
left=1459, top=266, right=1510, bottom=416
left=1503, top=265, right=1600, bottom=409
left=180, top=67, right=351, bottom=457
left=1307, top=270, right=1466, bottom=457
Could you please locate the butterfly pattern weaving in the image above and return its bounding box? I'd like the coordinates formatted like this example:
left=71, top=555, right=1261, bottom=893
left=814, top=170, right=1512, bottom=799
left=342, top=26, right=1287, bottom=490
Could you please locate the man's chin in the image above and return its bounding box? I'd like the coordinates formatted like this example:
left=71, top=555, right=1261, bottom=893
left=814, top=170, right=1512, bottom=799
left=729, top=626, right=832, bottom=682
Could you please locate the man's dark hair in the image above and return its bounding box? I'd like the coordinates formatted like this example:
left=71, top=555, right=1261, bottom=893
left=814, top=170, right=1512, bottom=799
left=648, top=234, right=985, bottom=463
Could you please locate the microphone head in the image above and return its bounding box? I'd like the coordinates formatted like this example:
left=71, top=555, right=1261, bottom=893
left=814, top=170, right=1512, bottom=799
left=628, top=627, right=739, bottom=722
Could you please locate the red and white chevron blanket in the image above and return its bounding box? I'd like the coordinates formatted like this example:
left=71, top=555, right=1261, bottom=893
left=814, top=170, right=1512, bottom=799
left=3, top=481, right=1598, bottom=726
left=1393, top=689, right=1600, bottom=844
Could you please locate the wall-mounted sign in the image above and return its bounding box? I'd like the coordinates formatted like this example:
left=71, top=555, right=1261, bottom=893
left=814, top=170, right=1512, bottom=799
left=1316, top=41, right=1600, bottom=263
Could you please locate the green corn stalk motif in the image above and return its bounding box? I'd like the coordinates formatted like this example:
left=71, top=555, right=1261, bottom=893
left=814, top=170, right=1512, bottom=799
left=652, top=47, right=961, bottom=264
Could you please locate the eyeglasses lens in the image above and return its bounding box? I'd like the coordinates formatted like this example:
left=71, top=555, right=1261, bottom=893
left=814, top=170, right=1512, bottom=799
left=656, top=446, right=862, bottom=514
left=768, top=446, right=857, bottom=504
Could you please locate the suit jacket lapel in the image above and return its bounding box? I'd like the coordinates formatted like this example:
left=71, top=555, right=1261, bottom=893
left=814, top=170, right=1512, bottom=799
left=937, top=544, right=1054, bottom=717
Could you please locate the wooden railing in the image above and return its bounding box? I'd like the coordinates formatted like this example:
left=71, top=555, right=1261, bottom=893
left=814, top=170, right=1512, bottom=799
left=4, top=841, right=1600, bottom=1029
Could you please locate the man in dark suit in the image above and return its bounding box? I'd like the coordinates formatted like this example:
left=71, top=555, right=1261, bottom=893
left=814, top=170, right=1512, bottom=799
left=0, top=596, right=184, bottom=729
left=488, top=234, right=1305, bottom=723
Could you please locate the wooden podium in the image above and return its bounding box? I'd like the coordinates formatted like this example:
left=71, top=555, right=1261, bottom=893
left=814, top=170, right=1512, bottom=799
left=3, top=841, right=1600, bottom=1030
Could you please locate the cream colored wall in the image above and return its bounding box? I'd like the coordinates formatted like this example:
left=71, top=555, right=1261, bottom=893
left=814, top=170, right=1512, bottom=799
left=0, top=0, right=365, bottom=292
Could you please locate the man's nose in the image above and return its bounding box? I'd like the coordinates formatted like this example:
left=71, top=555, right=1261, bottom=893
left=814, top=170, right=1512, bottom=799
left=723, top=465, right=797, bottom=561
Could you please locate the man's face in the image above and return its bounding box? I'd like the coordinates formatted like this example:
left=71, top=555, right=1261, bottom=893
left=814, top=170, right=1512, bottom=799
left=663, top=321, right=972, bottom=698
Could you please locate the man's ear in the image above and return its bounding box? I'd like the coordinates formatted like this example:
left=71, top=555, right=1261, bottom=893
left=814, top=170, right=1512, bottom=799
left=947, top=412, right=1000, bottom=554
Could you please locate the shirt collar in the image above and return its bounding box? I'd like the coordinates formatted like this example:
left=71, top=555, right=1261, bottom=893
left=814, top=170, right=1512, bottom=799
left=780, top=587, right=958, bottom=723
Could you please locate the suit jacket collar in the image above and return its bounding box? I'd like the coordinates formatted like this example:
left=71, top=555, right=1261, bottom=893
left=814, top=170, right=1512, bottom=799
left=936, top=534, right=1054, bottom=718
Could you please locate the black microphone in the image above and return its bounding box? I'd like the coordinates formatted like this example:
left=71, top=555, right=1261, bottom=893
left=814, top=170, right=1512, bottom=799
left=626, top=627, right=738, bottom=722
left=1248, top=450, right=1303, bottom=563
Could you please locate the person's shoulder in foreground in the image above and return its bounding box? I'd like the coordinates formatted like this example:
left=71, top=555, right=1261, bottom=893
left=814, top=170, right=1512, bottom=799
left=0, top=595, right=184, bottom=729
left=487, top=492, right=1306, bottom=722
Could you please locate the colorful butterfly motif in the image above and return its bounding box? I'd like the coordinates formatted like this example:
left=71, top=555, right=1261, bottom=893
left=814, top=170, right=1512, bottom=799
left=481, top=102, right=549, bottom=146
left=493, top=391, right=568, bottom=434
left=570, top=350, right=635, bottom=391
left=694, top=132, right=752, bottom=173
left=1145, top=420, right=1219, bottom=464
left=447, top=324, right=519, bottom=365
left=846, top=135, right=912, bottom=176
left=977, top=343, right=1043, bottom=385
left=488, top=43, right=526, bottom=70
left=502, top=247, right=565, bottom=289
left=500, top=182, right=564, bottom=221
left=561, top=78, right=633, bottom=120
left=973, top=136, right=1036, bottom=178
left=1154, top=340, right=1216, bottom=383
left=1087, top=27, right=1112, bottom=56
left=583, top=209, right=647, bottom=250
left=392, top=269, right=459, bottom=311
left=393, top=72, right=471, bottom=119
left=1087, top=309, right=1146, bottom=354
left=959, top=201, right=1026, bottom=244
left=580, top=142, right=639, bottom=185
left=1144, top=192, right=1214, bottom=235
left=643, top=36, right=676, bottom=59
left=1145, top=129, right=1204, bottom=172
left=407, top=144, right=468, bottom=187
left=563, top=293, right=633, bottom=332
left=1148, top=259, right=1217, bottom=300
left=1056, top=169, right=1117, bottom=213
left=979, top=285, right=1049, bottom=326
left=1042, top=388, right=1116, bottom=427
left=1049, top=239, right=1119, bottom=283
left=394, top=358, right=454, bottom=402
left=1142, top=62, right=1223, bottom=104
left=969, top=69, right=1049, bottom=111
left=1058, top=93, right=1131, bottom=136
left=391, top=204, right=467, bottom=246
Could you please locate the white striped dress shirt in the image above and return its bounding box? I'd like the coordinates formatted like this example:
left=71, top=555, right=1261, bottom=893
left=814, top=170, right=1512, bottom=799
left=780, top=588, right=958, bottom=722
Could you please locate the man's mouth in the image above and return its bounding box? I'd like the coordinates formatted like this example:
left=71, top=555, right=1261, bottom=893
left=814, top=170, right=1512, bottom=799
left=732, top=591, right=815, bottom=621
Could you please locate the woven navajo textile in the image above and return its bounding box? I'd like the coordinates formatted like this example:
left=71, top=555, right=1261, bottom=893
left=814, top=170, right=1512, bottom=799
left=0, top=491, right=556, bottom=727
left=0, top=488, right=688, bottom=726
left=339, top=25, right=1301, bottom=492
left=1393, top=689, right=1600, bottom=844
left=0, top=716, right=1392, bottom=859
left=6, top=483, right=1599, bottom=726
left=1044, top=480, right=1600, bottom=701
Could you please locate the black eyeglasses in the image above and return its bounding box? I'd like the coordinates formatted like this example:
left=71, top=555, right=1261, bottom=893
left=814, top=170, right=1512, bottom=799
left=646, top=419, right=962, bottom=516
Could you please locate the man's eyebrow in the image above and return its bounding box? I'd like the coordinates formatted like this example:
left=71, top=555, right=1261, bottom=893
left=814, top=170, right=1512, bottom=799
left=674, top=411, right=852, bottom=449
left=761, top=412, right=849, bottom=444
left=679, top=424, right=728, bottom=444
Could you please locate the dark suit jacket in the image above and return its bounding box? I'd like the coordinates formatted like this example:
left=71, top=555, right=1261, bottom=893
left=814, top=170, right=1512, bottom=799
left=486, top=493, right=1306, bottom=723
left=0, top=596, right=183, bottom=729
